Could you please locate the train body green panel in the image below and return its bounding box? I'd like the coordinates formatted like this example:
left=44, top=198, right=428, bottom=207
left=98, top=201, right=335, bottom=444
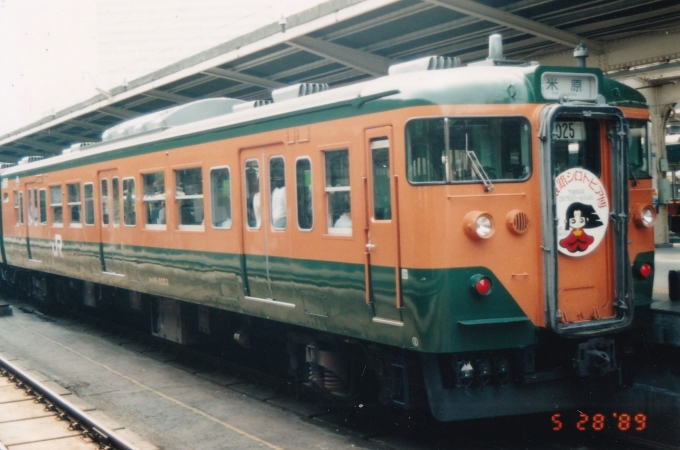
left=4, top=234, right=533, bottom=353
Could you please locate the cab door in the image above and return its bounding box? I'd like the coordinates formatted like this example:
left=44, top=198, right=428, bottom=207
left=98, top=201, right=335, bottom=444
left=540, top=104, right=632, bottom=334
left=364, top=127, right=403, bottom=323
left=98, top=170, right=124, bottom=275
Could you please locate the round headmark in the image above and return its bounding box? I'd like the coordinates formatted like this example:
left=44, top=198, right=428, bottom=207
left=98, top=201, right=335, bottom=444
left=555, top=168, right=609, bottom=257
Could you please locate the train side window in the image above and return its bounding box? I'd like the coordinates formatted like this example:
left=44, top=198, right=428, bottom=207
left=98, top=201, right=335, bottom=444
left=296, top=158, right=313, bottom=231
left=269, top=156, right=286, bottom=230
left=101, top=179, right=109, bottom=225
left=67, top=183, right=81, bottom=226
left=50, top=186, right=63, bottom=226
left=2, top=192, right=8, bottom=203
left=628, top=120, right=651, bottom=178
left=38, top=189, right=47, bottom=225
left=371, top=139, right=391, bottom=220
left=123, top=178, right=136, bottom=226
left=27, top=189, right=34, bottom=225
left=16, top=191, right=23, bottom=225
left=176, top=167, right=204, bottom=230
left=210, top=167, right=232, bottom=229
left=325, top=150, right=351, bottom=235
left=26, top=189, right=38, bottom=225
left=244, top=160, right=260, bottom=229
left=112, top=177, right=120, bottom=226
left=33, top=188, right=39, bottom=225
left=84, top=183, right=95, bottom=226
left=143, top=172, right=166, bottom=229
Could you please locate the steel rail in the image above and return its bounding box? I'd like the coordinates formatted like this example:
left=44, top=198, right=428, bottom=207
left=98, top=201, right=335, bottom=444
left=0, top=354, right=137, bottom=450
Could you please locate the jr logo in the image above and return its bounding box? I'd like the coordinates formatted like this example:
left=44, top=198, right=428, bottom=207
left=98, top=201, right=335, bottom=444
left=51, top=234, right=63, bottom=257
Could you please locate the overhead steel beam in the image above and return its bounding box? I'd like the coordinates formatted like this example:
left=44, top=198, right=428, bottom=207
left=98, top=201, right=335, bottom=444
left=100, top=106, right=140, bottom=120
left=65, top=119, right=108, bottom=133
left=202, top=68, right=286, bottom=89
left=424, top=0, right=605, bottom=53
left=144, top=89, right=194, bottom=103
left=37, top=129, right=93, bottom=143
left=288, top=35, right=393, bottom=76
left=15, top=138, right=63, bottom=154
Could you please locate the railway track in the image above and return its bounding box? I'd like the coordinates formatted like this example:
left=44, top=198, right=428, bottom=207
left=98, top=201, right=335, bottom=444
left=0, top=354, right=139, bottom=450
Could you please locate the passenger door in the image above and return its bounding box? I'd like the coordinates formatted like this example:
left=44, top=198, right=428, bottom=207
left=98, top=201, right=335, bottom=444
left=98, top=170, right=124, bottom=275
left=239, top=145, right=290, bottom=303
left=364, top=127, right=403, bottom=323
left=24, top=184, right=38, bottom=260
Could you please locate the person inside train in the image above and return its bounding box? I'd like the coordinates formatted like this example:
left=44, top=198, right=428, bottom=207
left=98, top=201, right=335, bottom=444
left=271, top=174, right=286, bottom=229
left=333, top=201, right=351, bottom=230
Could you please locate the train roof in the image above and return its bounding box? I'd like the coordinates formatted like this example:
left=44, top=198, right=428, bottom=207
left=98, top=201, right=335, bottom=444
left=1, top=59, right=646, bottom=179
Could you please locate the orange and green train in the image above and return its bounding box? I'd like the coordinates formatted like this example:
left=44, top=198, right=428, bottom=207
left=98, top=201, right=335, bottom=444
left=0, top=38, right=656, bottom=421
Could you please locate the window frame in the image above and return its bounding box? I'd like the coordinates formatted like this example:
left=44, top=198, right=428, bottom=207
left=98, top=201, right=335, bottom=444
left=67, top=182, right=82, bottom=227
left=122, top=177, right=137, bottom=227
left=405, top=115, right=532, bottom=185
left=101, top=178, right=109, bottom=226
left=324, top=149, right=352, bottom=236
left=295, top=156, right=314, bottom=232
left=16, top=191, right=23, bottom=225
left=269, top=156, right=287, bottom=231
left=112, top=177, right=121, bottom=226
left=50, top=185, right=63, bottom=227
left=370, top=139, right=392, bottom=221
left=84, top=182, right=95, bottom=226
left=627, top=119, right=652, bottom=179
left=175, top=167, right=205, bottom=231
left=142, top=171, right=166, bottom=230
left=38, top=189, right=47, bottom=225
left=209, top=166, right=232, bottom=230
left=244, top=159, right=261, bottom=230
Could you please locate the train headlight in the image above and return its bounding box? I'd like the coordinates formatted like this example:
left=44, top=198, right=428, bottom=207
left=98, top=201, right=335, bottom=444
left=633, top=204, right=656, bottom=228
left=464, top=211, right=495, bottom=240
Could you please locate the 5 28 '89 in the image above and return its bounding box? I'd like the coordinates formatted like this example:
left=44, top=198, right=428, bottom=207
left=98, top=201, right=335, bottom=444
left=551, top=412, right=647, bottom=432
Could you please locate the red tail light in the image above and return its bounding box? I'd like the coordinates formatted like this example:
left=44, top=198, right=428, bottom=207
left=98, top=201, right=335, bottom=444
left=470, top=275, right=493, bottom=296
left=638, top=263, right=652, bottom=279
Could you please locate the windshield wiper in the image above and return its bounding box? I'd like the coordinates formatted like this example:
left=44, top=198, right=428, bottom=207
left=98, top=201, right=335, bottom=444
left=465, top=134, right=494, bottom=192
left=628, top=164, right=639, bottom=187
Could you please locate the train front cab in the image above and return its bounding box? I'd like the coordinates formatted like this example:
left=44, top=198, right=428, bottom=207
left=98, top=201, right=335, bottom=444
left=415, top=98, right=654, bottom=421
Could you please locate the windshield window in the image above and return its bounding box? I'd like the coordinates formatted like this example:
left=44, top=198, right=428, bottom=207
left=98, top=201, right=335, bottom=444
left=552, top=117, right=601, bottom=176
left=406, top=117, right=531, bottom=184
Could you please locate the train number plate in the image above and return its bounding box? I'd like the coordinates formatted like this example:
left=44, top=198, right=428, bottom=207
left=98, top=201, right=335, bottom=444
left=553, top=121, right=585, bottom=141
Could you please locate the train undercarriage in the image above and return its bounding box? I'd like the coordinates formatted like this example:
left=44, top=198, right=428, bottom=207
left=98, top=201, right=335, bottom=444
left=1, top=267, right=640, bottom=421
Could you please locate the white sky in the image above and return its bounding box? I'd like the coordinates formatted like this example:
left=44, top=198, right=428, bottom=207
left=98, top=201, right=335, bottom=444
left=0, top=0, right=323, bottom=136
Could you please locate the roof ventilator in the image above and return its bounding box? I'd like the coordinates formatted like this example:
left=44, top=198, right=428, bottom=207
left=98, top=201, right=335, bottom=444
left=469, top=34, right=528, bottom=67
left=271, top=83, right=329, bottom=103
left=0, top=163, right=16, bottom=169
left=388, top=56, right=461, bottom=75
left=62, top=142, right=97, bottom=155
left=101, top=98, right=246, bottom=142
left=18, top=156, right=44, bottom=165
left=233, top=99, right=273, bottom=112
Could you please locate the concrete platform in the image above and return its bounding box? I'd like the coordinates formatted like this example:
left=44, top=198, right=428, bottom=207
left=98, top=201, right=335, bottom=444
left=650, top=244, right=680, bottom=346
left=0, top=299, right=378, bottom=450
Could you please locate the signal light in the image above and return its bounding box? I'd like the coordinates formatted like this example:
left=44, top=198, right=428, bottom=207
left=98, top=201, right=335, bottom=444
left=470, top=274, right=493, bottom=296
left=638, top=263, right=652, bottom=279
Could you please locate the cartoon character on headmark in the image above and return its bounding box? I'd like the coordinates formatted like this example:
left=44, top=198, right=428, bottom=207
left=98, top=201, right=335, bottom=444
left=559, top=202, right=604, bottom=253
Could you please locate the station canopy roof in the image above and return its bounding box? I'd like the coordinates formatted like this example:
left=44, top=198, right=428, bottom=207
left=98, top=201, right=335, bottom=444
left=2, top=0, right=680, bottom=162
